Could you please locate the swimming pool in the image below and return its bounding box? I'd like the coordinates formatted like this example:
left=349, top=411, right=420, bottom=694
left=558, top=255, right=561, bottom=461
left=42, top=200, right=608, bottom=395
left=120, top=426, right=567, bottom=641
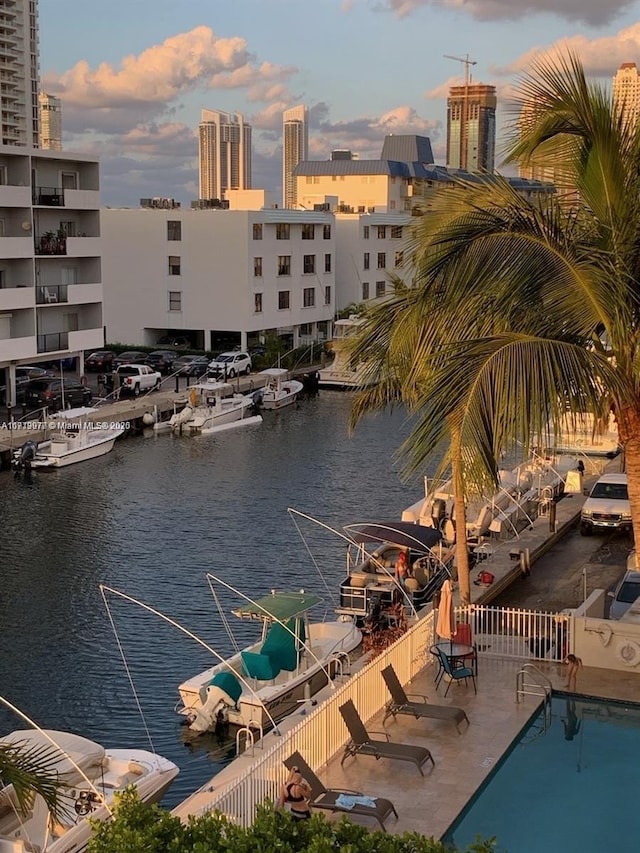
left=443, top=694, right=640, bottom=852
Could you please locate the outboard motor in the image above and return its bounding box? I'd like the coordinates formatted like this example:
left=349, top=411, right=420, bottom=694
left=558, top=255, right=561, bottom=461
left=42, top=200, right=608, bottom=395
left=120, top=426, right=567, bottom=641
left=12, top=440, right=37, bottom=474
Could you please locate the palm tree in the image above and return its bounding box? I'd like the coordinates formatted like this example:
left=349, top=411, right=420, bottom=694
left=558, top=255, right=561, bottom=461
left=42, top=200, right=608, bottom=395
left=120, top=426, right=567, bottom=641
left=0, top=737, right=63, bottom=817
left=350, top=52, right=636, bottom=601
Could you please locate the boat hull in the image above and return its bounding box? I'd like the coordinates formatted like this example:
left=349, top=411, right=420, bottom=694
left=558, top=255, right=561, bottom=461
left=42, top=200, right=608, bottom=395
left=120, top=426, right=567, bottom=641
left=29, top=432, right=123, bottom=469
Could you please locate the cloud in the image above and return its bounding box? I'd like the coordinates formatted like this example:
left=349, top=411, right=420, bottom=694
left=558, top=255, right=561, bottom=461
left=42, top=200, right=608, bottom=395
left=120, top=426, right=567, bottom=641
left=315, top=105, right=441, bottom=158
left=381, top=0, right=633, bottom=26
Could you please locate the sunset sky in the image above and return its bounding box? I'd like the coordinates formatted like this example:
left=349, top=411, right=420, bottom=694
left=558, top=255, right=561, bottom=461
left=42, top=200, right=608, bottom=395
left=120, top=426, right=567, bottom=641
left=39, top=0, right=640, bottom=206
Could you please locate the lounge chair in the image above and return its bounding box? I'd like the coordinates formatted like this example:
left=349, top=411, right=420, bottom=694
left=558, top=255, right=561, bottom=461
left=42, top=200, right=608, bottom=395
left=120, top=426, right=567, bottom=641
left=338, top=699, right=434, bottom=776
left=436, top=648, right=477, bottom=697
left=381, top=665, right=469, bottom=733
left=283, top=751, right=398, bottom=831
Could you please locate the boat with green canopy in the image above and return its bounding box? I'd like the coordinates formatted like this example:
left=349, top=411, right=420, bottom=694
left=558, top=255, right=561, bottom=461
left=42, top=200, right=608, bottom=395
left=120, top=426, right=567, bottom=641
left=177, top=590, right=361, bottom=732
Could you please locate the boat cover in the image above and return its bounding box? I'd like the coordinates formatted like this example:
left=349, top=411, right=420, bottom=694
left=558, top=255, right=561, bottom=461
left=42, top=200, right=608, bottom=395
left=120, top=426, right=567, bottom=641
left=232, top=591, right=321, bottom=622
left=0, top=730, right=105, bottom=781
left=344, top=521, right=442, bottom=552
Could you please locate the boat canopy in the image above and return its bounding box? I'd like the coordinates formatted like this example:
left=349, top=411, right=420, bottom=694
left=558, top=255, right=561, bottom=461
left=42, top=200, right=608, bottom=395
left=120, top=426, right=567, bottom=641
left=0, top=730, right=105, bottom=783
left=260, top=368, right=288, bottom=378
left=344, top=521, right=442, bottom=552
left=232, top=591, right=321, bottom=622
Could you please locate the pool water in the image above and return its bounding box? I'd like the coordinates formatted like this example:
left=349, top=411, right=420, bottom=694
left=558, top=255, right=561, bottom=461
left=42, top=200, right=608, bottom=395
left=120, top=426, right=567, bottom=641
left=444, top=695, right=640, bottom=852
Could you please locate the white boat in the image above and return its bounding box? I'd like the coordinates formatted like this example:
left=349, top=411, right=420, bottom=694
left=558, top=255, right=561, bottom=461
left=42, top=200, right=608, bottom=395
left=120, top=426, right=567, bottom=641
left=11, top=408, right=124, bottom=471
left=258, top=368, right=303, bottom=410
left=168, top=380, right=258, bottom=436
left=177, top=590, right=361, bottom=733
left=317, top=315, right=379, bottom=390
left=0, top=728, right=178, bottom=853
left=537, top=412, right=620, bottom=458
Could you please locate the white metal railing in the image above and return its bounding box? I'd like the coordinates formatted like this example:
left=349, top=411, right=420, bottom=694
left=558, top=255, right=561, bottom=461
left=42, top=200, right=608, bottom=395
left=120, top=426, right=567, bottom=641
left=456, top=605, right=570, bottom=663
left=180, top=611, right=435, bottom=826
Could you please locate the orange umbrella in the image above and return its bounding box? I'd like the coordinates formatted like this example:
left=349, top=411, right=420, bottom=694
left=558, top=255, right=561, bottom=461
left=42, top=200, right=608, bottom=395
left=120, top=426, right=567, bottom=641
left=436, top=579, right=455, bottom=641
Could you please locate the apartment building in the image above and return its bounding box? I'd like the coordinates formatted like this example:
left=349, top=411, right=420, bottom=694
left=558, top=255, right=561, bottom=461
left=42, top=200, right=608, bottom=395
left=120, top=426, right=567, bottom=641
left=100, top=207, right=335, bottom=351
left=0, top=0, right=40, bottom=147
left=38, top=92, right=62, bottom=150
left=0, top=146, right=104, bottom=402
left=283, top=104, right=308, bottom=209
left=198, top=109, right=252, bottom=201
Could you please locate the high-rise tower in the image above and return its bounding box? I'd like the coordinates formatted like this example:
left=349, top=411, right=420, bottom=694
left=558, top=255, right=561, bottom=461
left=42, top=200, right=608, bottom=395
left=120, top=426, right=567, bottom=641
left=282, top=104, right=308, bottom=208
left=613, top=62, right=640, bottom=127
left=198, top=109, right=252, bottom=201
left=0, top=0, right=40, bottom=146
left=446, top=83, right=496, bottom=172
left=38, top=92, right=62, bottom=150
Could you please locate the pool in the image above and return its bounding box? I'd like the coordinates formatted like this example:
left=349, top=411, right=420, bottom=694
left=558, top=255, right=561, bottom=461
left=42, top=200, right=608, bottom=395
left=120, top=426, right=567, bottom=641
left=443, top=694, right=640, bottom=852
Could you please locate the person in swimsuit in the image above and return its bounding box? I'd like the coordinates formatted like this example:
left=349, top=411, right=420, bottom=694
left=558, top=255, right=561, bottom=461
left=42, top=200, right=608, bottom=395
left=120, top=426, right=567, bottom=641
left=277, top=766, right=312, bottom=820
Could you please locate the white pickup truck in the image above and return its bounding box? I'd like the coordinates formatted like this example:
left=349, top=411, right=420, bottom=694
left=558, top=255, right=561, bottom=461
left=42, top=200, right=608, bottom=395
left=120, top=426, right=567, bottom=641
left=116, top=364, right=162, bottom=396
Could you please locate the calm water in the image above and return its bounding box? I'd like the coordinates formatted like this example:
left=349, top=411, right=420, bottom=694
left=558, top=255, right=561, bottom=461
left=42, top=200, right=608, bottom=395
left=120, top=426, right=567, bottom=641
left=0, top=393, right=427, bottom=806
left=444, top=695, right=640, bottom=852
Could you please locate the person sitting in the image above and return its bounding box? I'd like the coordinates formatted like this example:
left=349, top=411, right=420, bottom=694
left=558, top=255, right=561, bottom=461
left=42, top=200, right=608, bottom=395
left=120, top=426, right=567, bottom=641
left=277, top=766, right=312, bottom=820
left=395, top=551, right=411, bottom=585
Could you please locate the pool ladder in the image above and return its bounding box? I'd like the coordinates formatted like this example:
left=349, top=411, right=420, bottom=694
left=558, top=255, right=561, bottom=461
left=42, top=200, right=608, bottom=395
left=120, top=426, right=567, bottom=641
left=516, top=663, right=553, bottom=739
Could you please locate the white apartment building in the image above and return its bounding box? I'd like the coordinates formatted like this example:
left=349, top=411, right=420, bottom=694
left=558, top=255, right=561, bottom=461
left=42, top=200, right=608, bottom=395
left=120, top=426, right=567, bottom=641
left=0, top=0, right=40, bottom=147
left=0, top=145, right=104, bottom=402
left=38, top=92, right=62, bottom=150
left=283, top=104, right=308, bottom=209
left=198, top=109, right=252, bottom=201
left=613, top=62, right=640, bottom=126
left=100, top=208, right=336, bottom=351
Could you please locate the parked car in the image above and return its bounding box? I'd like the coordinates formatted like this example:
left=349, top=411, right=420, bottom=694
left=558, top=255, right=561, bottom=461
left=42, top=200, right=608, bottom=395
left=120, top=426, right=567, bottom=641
left=85, top=350, right=115, bottom=371
left=113, top=350, right=150, bottom=369
left=24, top=379, right=92, bottom=412
left=580, top=472, right=631, bottom=535
left=208, top=351, right=252, bottom=378
left=146, top=350, right=178, bottom=375
left=0, top=366, right=56, bottom=405
left=173, top=355, right=210, bottom=377
left=157, top=335, right=192, bottom=349
left=609, top=567, right=640, bottom=620
left=116, top=364, right=162, bottom=396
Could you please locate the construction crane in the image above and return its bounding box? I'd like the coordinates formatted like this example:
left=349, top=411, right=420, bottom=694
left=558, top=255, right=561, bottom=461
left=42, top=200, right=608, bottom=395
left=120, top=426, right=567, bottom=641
left=443, top=54, right=477, bottom=170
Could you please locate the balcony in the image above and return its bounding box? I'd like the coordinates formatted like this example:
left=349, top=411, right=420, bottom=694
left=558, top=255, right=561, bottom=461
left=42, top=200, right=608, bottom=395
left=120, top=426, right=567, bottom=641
left=33, top=186, right=64, bottom=206
left=1, top=236, right=35, bottom=258
left=35, top=233, right=66, bottom=256
left=0, top=185, right=31, bottom=206
left=36, top=284, right=67, bottom=305
left=0, top=334, right=36, bottom=361
left=66, top=282, right=102, bottom=305
left=37, top=331, right=69, bottom=353
left=64, top=188, right=101, bottom=210
left=0, top=286, right=33, bottom=311
left=68, top=328, right=104, bottom=351
left=66, top=236, right=101, bottom=257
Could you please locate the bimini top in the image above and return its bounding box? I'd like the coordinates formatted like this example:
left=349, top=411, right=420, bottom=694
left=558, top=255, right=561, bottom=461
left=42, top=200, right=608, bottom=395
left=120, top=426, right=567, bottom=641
left=344, top=521, right=442, bottom=552
left=232, top=591, right=321, bottom=622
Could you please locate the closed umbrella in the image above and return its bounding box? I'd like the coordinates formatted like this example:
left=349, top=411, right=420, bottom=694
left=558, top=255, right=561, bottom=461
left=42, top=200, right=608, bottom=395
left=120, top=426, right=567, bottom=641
left=436, top=579, right=455, bottom=642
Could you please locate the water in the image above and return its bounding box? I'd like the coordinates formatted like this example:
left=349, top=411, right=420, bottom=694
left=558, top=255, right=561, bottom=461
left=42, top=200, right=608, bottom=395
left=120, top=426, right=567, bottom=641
left=0, top=393, right=425, bottom=807
left=444, top=695, right=640, bottom=852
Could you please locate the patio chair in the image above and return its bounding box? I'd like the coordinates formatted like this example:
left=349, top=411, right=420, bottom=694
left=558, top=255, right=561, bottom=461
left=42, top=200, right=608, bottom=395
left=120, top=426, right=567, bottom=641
left=436, top=648, right=477, bottom=697
left=338, top=699, right=435, bottom=775
left=283, top=751, right=398, bottom=831
left=381, top=665, right=469, bottom=733
left=452, top=622, right=478, bottom=674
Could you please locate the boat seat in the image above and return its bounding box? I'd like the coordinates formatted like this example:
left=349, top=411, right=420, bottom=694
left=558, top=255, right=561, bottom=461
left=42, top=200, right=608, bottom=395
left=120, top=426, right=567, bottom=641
left=350, top=572, right=371, bottom=588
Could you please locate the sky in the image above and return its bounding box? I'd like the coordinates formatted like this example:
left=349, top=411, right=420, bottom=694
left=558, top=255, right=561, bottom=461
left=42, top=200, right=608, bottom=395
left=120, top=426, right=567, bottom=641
left=39, top=0, right=640, bottom=207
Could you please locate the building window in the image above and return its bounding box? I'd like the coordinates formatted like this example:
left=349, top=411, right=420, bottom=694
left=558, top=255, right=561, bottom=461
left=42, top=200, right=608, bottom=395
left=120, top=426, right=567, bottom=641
left=276, top=223, right=290, bottom=240
left=254, top=292, right=263, bottom=313
left=362, top=282, right=370, bottom=300
left=278, top=290, right=290, bottom=309
left=253, top=223, right=263, bottom=240
left=169, top=290, right=182, bottom=311
left=376, top=280, right=386, bottom=297
left=363, top=225, right=370, bottom=239
left=324, top=253, right=331, bottom=273
left=278, top=255, right=291, bottom=276
left=167, top=220, right=181, bottom=241
left=317, top=320, right=328, bottom=338
left=363, top=252, right=370, bottom=270
left=300, top=323, right=312, bottom=335
left=254, top=257, right=262, bottom=277
left=61, top=171, right=77, bottom=190
left=377, top=252, right=386, bottom=269
left=168, top=255, right=181, bottom=275
left=377, top=225, right=386, bottom=239
left=324, top=285, right=331, bottom=305
left=59, top=220, right=76, bottom=237
left=391, top=225, right=403, bottom=239
left=303, top=287, right=315, bottom=307
left=303, top=254, right=316, bottom=274
left=323, top=224, right=331, bottom=239
left=394, top=250, right=404, bottom=267
left=302, top=224, right=315, bottom=240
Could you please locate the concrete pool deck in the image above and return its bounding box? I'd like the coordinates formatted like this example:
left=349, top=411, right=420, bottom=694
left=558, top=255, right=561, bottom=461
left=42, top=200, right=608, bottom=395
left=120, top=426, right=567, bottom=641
left=313, top=654, right=640, bottom=840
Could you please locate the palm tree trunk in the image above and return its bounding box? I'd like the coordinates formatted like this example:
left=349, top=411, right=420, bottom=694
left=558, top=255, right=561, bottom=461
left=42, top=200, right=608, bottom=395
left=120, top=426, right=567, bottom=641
left=450, top=423, right=471, bottom=606
left=617, top=404, right=640, bottom=549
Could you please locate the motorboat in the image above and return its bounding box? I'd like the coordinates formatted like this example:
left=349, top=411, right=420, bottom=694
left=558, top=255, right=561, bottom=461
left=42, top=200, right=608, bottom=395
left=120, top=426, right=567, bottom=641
left=337, top=521, right=453, bottom=625
left=537, top=412, right=620, bottom=458
left=167, top=380, right=261, bottom=436
left=176, top=590, right=362, bottom=733
left=0, top=728, right=178, bottom=853
left=11, top=408, right=124, bottom=471
left=317, top=315, right=379, bottom=390
left=402, top=453, right=578, bottom=544
left=257, top=368, right=303, bottom=410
